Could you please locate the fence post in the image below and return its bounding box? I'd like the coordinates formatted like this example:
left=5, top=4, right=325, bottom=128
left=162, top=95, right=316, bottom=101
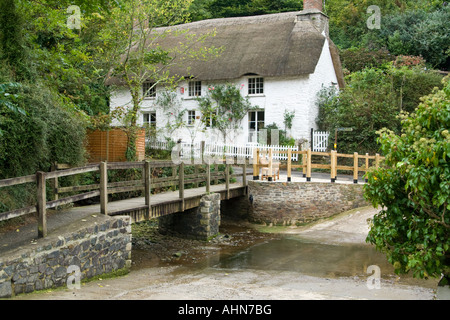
left=36, top=171, right=47, bottom=238
left=302, top=151, right=307, bottom=178
left=51, top=162, right=58, bottom=201
left=306, top=148, right=312, bottom=182
left=100, top=161, right=108, bottom=215
left=144, top=160, right=151, bottom=220
left=268, top=148, right=273, bottom=181
left=375, top=153, right=380, bottom=169
left=287, top=148, right=292, bottom=182
left=330, top=150, right=336, bottom=183
left=353, top=152, right=359, bottom=184
left=206, top=160, right=211, bottom=193
left=242, top=159, right=247, bottom=187
left=253, top=148, right=259, bottom=180
left=179, top=162, right=185, bottom=211
left=365, top=153, right=369, bottom=183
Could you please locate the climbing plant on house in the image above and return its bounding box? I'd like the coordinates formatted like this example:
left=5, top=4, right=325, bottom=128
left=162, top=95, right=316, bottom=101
left=197, top=83, right=254, bottom=144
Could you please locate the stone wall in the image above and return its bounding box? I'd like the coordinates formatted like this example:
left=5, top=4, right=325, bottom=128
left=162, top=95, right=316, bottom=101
left=159, top=193, right=221, bottom=240
left=0, top=215, right=132, bottom=298
left=248, top=181, right=367, bottom=225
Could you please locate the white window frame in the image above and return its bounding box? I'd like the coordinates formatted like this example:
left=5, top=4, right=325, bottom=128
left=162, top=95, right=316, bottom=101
left=248, top=110, right=265, bottom=142
left=188, top=81, right=202, bottom=97
left=143, top=82, right=156, bottom=99
left=248, top=77, right=264, bottom=95
left=187, top=110, right=196, bottom=126
left=143, top=111, right=157, bottom=127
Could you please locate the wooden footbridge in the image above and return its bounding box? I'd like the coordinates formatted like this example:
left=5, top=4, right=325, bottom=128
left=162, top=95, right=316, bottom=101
left=0, top=148, right=383, bottom=239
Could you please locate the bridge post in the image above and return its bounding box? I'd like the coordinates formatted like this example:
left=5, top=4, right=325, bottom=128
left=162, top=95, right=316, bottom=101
left=36, top=171, right=47, bottom=238
left=287, top=148, right=292, bottom=182
left=100, top=161, right=108, bottom=215
left=253, top=148, right=259, bottom=180
left=226, top=163, right=230, bottom=199
left=144, top=160, right=151, bottom=219
left=179, top=162, right=185, bottom=211
left=242, top=159, right=247, bottom=187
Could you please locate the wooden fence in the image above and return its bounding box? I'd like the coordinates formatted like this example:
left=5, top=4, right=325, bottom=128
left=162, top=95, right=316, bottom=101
left=253, top=148, right=384, bottom=183
left=0, top=159, right=248, bottom=238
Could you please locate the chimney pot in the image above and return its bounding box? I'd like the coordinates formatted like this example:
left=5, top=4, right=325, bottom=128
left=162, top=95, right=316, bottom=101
left=303, top=0, right=323, bottom=12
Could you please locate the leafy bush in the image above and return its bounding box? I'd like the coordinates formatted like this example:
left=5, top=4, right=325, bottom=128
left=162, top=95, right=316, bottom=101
left=0, top=82, right=87, bottom=178
left=364, top=76, right=450, bottom=279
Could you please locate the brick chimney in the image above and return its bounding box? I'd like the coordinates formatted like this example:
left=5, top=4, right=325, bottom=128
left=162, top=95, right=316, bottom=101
left=297, top=0, right=328, bottom=36
left=303, top=0, right=323, bottom=12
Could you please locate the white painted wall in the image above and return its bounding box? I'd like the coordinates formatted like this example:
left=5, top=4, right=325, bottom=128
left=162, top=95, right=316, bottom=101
left=109, top=38, right=339, bottom=146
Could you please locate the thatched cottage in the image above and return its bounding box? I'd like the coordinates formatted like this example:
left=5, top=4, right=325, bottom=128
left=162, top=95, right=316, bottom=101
left=108, top=0, right=344, bottom=145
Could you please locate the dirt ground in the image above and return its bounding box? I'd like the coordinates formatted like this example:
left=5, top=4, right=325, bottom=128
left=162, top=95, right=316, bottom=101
left=11, top=206, right=441, bottom=300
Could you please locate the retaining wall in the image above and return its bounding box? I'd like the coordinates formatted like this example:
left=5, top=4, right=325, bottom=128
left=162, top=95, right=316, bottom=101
left=248, top=181, right=367, bottom=225
left=0, top=215, right=132, bottom=298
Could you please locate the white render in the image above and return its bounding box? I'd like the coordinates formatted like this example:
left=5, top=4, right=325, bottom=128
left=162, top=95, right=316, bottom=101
left=110, top=36, right=339, bottom=146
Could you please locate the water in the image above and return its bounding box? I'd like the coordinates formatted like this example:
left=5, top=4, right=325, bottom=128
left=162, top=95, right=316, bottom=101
left=204, top=236, right=437, bottom=288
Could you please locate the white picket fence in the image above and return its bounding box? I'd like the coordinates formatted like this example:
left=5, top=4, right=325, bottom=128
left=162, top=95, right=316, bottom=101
left=312, top=131, right=329, bottom=152
left=146, top=139, right=299, bottom=161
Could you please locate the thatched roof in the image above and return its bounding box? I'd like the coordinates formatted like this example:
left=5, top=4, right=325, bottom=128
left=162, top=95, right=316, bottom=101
left=106, top=11, right=344, bottom=85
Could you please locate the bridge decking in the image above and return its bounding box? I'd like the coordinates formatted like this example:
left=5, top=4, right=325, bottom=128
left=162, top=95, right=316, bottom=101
left=0, top=181, right=246, bottom=256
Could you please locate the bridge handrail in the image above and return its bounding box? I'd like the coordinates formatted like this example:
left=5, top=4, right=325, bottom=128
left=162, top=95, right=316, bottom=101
left=0, top=159, right=248, bottom=238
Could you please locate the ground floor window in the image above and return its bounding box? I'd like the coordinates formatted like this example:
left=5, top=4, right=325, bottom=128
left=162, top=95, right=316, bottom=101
left=248, top=110, right=265, bottom=142
left=188, top=110, right=196, bottom=125
left=143, top=112, right=156, bottom=127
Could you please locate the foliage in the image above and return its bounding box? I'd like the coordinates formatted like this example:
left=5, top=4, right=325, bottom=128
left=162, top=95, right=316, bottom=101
left=0, top=82, right=87, bottom=178
left=366, top=7, right=450, bottom=70
left=101, top=0, right=220, bottom=159
left=339, top=47, right=395, bottom=73
left=189, top=0, right=302, bottom=20
left=316, top=65, right=444, bottom=154
left=0, top=0, right=27, bottom=78
left=364, top=76, right=450, bottom=279
left=283, top=109, right=295, bottom=132
left=316, top=69, right=399, bottom=154
left=196, top=84, right=254, bottom=143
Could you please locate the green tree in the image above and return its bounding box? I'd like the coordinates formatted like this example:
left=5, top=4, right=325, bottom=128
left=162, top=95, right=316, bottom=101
left=0, top=0, right=27, bottom=79
left=102, top=0, right=220, bottom=160
left=316, top=65, right=443, bottom=154
left=367, top=7, right=450, bottom=70
left=364, top=76, right=450, bottom=280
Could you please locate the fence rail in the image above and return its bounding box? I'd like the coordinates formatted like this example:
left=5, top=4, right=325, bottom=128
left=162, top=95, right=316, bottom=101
left=0, top=159, right=249, bottom=238
left=253, top=148, right=384, bottom=183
